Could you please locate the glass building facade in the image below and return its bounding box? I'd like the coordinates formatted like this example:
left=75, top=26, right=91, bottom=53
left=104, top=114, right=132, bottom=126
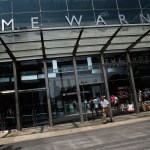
left=0, top=0, right=150, bottom=131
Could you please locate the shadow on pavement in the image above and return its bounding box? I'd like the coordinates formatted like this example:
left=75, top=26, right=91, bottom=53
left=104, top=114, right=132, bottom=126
left=0, top=145, right=22, bottom=150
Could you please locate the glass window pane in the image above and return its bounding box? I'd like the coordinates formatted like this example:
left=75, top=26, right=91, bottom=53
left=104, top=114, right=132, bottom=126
left=0, top=0, right=12, bottom=14
left=67, top=0, right=92, bottom=10
left=119, top=9, right=141, bottom=24
left=43, top=29, right=79, bottom=40
left=41, top=0, right=67, bottom=11
left=7, top=42, right=41, bottom=51
left=69, top=10, right=95, bottom=26
left=117, top=0, right=140, bottom=8
left=93, top=0, right=117, bottom=9
left=13, top=50, right=42, bottom=58
left=13, top=0, right=40, bottom=12
left=140, top=0, right=150, bottom=9
left=106, top=43, right=131, bottom=50
left=95, top=10, right=120, bottom=25
left=142, top=9, right=150, bottom=20
left=14, top=13, right=41, bottom=30
left=18, top=60, right=45, bottom=90
left=47, top=58, right=77, bottom=119
left=1, top=31, right=41, bottom=43
left=45, top=40, right=76, bottom=49
left=42, top=11, right=68, bottom=28
left=117, top=26, right=149, bottom=36
left=131, top=51, right=150, bottom=101
left=0, top=62, right=14, bottom=91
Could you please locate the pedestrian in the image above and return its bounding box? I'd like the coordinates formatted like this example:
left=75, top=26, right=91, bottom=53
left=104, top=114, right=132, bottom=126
left=93, top=97, right=99, bottom=117
left=100, top=96, right=113, bottom=123
left=89, top=98, right=95, bottom=121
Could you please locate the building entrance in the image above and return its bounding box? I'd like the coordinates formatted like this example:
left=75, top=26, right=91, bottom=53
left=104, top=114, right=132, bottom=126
left=0, top=92, right=16, bottom=131
left=19, top=89, right=48, bottom=128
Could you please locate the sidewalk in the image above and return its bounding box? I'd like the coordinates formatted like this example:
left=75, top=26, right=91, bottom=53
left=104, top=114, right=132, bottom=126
left=0, top=111, right=150, bottom=145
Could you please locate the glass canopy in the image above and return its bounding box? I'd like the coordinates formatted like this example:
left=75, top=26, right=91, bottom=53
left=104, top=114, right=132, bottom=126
left=0, top=24, right=150, bottom=62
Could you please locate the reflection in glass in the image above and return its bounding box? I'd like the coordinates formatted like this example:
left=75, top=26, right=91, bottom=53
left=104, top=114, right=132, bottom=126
left=42, top=11, right=68, bottom=28
left=76, top=55, right=105, bottom=118
left=47, top=58, right=77, bottom=121
left=18, top=60, right=45, bottom=90
left=139, top=0, right=150, bottom=9
left=104, top=53, right=135, bottom=115
left=93, top=0, right=117, bottom=9
left=117, top=0, right=140, bottom=9
left=14, top=13, right=41, bottom=30
left=69, top=10, right=95, bottom=26
left=131, top=51, right=150, bottom=112
left=19, top=90, right=48, bottom=128
left=0, top=0, right=12, bottom=14
left=67, top=0, right=92, bottom=10
left=13, top=0, right=40, bottom=12
left=119, top=9, right=141, bottom=24
left=94, top=10, right=119, bottom=25
left=41, top=0, right=67, bottom=11
left=0, top=62, right=14, bottom=91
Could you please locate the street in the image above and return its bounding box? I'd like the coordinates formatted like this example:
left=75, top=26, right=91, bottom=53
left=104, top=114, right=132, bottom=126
left=0, top=119, right=150, bottom=150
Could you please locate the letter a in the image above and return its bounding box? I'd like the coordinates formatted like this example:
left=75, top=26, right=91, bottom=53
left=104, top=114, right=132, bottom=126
left=96, top=15, right=107, bottom=25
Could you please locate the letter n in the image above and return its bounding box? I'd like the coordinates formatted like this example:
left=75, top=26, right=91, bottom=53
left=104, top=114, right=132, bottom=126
left=140, top=13, right=150, bottom=23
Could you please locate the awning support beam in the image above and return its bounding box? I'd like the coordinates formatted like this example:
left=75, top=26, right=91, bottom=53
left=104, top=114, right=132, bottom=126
left=0, top=37, right=16, bottom=62
left=100, top=27, right=122, bottom=54
left=40, top=30, right=47, bottom=60
left=73, top=28, right=84, bottom=56
left=126, top=28, right=150, bottom=52
left=40, top=30, right=53, bottom=126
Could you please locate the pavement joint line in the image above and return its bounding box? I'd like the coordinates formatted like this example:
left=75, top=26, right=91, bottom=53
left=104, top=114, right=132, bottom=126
left=0, top=116, right=149, bottom=145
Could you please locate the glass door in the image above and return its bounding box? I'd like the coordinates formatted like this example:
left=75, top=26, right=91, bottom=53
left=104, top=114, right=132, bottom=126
left=0, top=92, right=16, bottom=131
left=19, top=89, right=48, bottom=128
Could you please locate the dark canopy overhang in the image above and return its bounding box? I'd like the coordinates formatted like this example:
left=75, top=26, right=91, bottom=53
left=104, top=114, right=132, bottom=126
left=0, top=24, right=150, bottom=62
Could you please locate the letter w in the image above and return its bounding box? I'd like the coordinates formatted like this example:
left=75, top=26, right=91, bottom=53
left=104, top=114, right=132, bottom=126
left=65, top=15, right=82, bottom=26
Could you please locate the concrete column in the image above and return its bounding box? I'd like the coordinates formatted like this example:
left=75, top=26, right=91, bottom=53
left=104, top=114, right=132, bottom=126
left=126, top=53, right=140, bottom=114
left=100, top=54, right=113, bottom=117
left=13, top=61, right=21, bottom=130
left=43, top=59, right=53, bottom=126
left=73, top=56, right=84, bottom=122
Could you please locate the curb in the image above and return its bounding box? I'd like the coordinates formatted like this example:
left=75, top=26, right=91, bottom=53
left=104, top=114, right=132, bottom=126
left=0, top=116, right=150, bottom=145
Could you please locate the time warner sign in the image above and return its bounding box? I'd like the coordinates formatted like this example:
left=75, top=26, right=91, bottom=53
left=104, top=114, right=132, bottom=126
left=1, top=13, right=150, bottom=31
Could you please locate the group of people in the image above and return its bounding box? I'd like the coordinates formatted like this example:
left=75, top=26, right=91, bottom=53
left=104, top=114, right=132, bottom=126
left=88, top=96, right=113, bottom=123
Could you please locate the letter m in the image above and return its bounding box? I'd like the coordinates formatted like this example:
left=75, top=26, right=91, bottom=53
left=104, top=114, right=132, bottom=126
left=2, top=19, right=14, bottom=31
left=65, top=15, right=82, bottom=26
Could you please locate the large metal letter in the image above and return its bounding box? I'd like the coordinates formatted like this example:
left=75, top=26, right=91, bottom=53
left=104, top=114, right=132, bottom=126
left=140, top=13, right=150, bottom=23
left=65, top=15, right=82, bottom=26
left=2, top=19, right=14, bottom=31
left=119, top=14, right=128, bottom=24
left=96, top=15, right=107, bottom=25
left=31, top=17, right=39, bottom=29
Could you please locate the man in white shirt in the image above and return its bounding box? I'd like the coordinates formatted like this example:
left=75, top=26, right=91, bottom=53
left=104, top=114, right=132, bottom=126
left=100, top=96, right=113, bottom=123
